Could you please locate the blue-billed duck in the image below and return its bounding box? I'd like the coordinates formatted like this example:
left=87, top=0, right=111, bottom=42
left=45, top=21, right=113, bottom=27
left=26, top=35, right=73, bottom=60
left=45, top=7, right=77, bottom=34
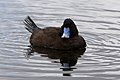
left=24, top=16, right=86, bottom=50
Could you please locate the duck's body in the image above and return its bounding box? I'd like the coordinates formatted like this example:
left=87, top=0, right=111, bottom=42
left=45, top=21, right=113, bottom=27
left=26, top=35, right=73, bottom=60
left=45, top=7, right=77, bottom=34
left=24, top=16, right=86, bottom=50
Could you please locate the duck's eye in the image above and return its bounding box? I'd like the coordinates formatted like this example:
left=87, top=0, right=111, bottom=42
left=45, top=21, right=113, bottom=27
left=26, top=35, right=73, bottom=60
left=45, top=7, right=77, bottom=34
left=61, top=27, right=70, bottom=39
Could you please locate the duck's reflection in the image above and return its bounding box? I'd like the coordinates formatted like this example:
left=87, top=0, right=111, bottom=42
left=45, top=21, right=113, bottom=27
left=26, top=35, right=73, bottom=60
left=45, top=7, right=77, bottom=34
left=25, top=46, right=86, bottom=76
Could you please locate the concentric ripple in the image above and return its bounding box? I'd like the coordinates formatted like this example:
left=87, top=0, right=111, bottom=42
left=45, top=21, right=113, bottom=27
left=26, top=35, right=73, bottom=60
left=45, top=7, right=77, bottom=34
left=0, top=0, right=120, bottom=80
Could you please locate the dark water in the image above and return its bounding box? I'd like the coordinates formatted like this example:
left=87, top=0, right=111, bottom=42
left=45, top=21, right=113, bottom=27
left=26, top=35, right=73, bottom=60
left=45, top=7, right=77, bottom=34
left=0, top=0, right=120, bottom=80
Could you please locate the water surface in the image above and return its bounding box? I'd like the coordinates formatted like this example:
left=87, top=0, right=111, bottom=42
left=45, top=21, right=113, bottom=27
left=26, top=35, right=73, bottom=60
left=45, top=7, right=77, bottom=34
left=0, top=0, right=120, bottom=80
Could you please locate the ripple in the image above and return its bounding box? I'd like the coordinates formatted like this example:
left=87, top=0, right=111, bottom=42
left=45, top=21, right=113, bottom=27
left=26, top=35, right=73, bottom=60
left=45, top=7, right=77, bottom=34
left=1, top=0, right=120, bottom=79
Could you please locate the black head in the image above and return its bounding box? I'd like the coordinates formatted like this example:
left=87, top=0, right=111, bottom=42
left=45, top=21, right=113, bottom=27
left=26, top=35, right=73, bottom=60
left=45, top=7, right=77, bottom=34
left=60, top=18, right=78, bottom=39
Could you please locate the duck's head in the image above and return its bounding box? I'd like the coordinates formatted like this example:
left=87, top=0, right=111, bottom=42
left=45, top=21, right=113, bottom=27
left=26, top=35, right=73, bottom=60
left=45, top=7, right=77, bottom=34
left=60, top=18, right=78, bottom=39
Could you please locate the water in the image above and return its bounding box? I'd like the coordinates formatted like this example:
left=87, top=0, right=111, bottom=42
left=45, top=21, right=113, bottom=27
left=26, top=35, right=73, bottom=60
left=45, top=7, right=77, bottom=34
left=0, top=0, right=120, bottom=80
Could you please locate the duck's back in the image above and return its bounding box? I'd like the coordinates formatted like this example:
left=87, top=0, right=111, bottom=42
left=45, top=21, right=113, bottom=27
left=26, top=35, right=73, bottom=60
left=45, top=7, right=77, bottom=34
left=30, top=27, right=86, bottom=50
left=30, top=27, right=60, bottom=48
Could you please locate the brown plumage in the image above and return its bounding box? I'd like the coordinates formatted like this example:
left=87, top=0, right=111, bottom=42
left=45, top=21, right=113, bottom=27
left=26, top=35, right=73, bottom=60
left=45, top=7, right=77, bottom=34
left=24, top=16, right=86, bottom=50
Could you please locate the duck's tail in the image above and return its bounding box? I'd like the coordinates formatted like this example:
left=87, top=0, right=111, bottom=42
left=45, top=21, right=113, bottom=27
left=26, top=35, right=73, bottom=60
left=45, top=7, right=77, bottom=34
left=23, top=16, right=39, bottom=33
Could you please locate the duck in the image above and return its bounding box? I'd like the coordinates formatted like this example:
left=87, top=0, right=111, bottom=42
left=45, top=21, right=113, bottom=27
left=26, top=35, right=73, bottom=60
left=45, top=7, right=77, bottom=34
left=23, top=16, right=86, bottom=50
